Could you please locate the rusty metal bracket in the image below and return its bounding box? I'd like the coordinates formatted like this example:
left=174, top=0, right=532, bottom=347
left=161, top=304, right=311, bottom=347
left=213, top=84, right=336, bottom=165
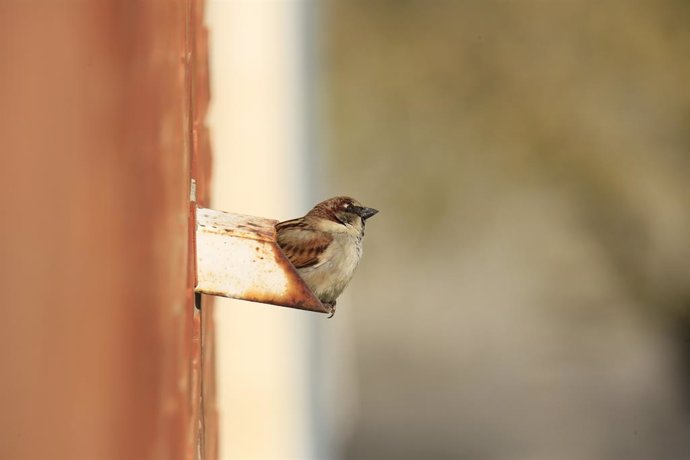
left=194, top=207, right=329, bottom=314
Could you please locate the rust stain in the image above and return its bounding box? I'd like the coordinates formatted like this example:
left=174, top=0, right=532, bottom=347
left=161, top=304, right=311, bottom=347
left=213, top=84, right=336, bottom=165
left=269, top=243, right=329, bottom=313
left=198, top=209, right=276, bottom=242
left=197, top=243, right=327, bottom=312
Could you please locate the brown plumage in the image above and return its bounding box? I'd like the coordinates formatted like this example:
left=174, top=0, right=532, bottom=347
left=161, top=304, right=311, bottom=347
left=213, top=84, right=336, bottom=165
left=276, top=196, right=378, bottom=317
left=275, top=219, right=333, bottom=269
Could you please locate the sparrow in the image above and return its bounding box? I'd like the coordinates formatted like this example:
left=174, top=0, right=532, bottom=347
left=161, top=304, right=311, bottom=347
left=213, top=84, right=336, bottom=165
left=276, top=196, right=378, bottom=318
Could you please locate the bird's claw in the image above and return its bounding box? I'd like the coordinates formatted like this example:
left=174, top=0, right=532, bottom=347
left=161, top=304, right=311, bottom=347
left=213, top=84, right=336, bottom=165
left=325, top=302, right=336, bottom=318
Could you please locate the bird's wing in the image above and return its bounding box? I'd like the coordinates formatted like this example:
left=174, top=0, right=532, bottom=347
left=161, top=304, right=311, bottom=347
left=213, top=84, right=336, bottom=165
left=275, top=219, right=333, bottom=269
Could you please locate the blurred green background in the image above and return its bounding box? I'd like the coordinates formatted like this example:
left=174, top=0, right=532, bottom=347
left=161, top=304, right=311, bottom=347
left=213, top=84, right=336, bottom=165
left=317, top=1, right=690, bottom=458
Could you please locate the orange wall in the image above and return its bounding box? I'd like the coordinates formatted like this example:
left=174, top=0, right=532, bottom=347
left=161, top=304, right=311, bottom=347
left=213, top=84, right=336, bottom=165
left=0, top=1, right=215, bottom=459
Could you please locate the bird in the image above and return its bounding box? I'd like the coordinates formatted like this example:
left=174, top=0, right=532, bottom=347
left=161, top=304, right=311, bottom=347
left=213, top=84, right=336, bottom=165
left=275, top=196, right=378, bottom=318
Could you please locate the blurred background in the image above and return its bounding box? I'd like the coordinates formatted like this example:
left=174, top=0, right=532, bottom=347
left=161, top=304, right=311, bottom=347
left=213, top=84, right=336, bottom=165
left=207, top=1, right=690, bottom=459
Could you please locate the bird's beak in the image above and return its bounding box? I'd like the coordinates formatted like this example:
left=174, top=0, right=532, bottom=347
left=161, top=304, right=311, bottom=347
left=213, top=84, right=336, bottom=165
left=356, top=206, right=379, bottom=220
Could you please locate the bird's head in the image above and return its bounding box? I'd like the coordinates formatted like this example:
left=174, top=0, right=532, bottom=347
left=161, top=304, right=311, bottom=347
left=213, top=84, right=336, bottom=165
left=308, top=196, right=379, bottom=228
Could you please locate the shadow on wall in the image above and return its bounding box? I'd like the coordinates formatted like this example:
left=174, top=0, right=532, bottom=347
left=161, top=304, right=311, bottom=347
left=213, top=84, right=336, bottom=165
left=319, top=1, right=690, bottom=459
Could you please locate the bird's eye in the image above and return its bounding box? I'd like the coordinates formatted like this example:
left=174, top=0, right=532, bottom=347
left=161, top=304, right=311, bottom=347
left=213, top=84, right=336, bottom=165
left=343, top=203, right=350, bottom=209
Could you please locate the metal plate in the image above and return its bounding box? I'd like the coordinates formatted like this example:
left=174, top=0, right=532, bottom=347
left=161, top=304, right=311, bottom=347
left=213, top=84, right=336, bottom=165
left=195, top=207, right=328, bottom=313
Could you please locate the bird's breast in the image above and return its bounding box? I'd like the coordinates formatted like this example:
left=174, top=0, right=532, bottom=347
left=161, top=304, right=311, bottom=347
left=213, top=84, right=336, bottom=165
left=298, top=232, right=363, bottom=304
